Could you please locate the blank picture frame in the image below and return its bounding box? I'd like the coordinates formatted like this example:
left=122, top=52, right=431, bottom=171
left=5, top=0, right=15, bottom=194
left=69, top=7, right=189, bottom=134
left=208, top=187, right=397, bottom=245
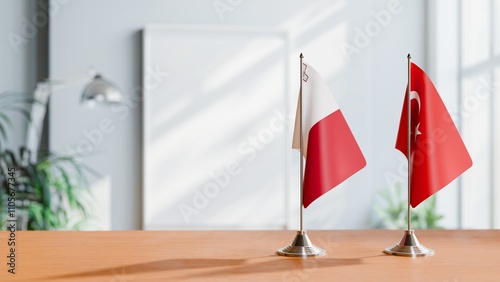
left=142, top=25, right=291, bottom=229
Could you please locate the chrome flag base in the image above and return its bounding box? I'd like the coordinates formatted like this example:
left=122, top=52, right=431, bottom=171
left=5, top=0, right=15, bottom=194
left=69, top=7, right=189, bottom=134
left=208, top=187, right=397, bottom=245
left=277, top=230, right=326, bottom=257
left=384, top=230, right=434, bottom=257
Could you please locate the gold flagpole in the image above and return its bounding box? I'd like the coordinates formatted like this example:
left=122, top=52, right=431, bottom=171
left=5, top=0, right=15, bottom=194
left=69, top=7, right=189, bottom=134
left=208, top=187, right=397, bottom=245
left=383, top=54, right=434, bottom=257
left=277, top=53, right=325, bottom=257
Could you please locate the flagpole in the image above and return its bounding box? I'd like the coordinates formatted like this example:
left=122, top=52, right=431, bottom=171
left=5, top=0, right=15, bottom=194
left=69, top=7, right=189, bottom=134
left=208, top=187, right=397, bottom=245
left=383, top=53, right=434, bottom=257
left=277, top=53, right=325, bottom=257
left=407, top=53, right=412, bottom=232
left=299, top=53, right=304, bottom=232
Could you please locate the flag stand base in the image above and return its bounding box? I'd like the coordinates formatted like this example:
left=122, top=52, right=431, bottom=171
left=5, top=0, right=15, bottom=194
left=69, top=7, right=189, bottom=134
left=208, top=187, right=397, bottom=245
left=383, top=230, right=434, bottom=257
left=277, top=230, right=326, bottom=257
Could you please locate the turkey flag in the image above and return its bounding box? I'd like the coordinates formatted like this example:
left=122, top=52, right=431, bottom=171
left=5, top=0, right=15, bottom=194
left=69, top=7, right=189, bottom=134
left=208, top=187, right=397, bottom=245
left=395, top=62, right=472, bottom=208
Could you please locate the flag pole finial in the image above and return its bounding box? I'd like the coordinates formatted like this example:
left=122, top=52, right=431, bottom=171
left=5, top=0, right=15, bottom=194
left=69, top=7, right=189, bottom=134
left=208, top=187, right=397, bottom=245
left=407, top=53, right=411, bottom=59
left=300, top=53, right=303, bottom=58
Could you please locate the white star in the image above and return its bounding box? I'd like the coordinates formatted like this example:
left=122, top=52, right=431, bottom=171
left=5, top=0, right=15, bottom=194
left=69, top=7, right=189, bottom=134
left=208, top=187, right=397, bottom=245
left=414, top=123, right=422, bottom=141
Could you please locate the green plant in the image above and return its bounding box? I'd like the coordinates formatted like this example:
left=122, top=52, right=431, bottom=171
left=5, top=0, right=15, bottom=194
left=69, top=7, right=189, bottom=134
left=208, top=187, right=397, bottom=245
left=0, top=92, right=93, bottom=230
left=373, top=182, right=444, bottom=229
left=0, top=148, right=92, bottom=230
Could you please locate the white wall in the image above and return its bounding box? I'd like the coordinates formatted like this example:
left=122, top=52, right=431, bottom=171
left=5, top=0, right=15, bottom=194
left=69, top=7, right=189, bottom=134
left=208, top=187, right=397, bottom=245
left=427, top=0, right=461, bottom=229
left=0, top=0, right=38, bottom=150
left=49, top=0, right=426, bottom=230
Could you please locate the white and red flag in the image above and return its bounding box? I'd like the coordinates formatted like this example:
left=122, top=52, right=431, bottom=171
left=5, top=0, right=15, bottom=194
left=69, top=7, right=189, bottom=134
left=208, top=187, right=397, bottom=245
left=293, top=62, right=366, bottom=208
left=395, top=62, right=472, bottom=207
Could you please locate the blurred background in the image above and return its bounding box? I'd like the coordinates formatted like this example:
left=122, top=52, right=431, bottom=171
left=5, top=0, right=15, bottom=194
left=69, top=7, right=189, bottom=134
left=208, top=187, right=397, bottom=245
left=0, top=0, right=498, bottom=230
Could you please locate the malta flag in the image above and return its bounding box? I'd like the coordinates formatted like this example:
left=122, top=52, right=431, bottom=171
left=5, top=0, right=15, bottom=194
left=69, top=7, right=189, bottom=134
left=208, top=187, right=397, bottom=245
left=293, top=62, right=366, bottom=208
left=395, top=62, right=472, bottom=207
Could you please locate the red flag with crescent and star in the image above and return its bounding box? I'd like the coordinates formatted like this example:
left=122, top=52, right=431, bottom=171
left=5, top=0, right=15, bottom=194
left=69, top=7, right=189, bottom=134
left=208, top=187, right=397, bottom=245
left=395, top=62, right=472, bottom=208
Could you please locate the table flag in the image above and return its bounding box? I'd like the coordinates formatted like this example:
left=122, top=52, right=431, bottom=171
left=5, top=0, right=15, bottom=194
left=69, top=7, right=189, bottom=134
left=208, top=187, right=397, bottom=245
left=395, top=62, right=472, bottom=207
left=292, top=62, right=366, bottom=208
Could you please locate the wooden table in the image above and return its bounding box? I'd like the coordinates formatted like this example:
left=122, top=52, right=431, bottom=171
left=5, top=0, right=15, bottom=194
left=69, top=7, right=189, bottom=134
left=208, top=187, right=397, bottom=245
left=0, top=230, right=499, bottom=281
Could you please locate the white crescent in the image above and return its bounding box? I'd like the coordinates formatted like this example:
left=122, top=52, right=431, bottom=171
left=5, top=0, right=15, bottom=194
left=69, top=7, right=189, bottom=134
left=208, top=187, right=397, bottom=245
left=410, top=91, right=422, bottom=140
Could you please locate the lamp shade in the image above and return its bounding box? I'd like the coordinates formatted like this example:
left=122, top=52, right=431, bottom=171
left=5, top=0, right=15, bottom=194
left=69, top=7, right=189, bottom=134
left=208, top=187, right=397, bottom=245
left=81, top=74, right=122, bottom=106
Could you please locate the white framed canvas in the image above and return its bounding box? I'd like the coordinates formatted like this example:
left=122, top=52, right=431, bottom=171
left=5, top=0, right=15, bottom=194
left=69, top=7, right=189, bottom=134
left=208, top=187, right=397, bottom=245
left=142, top=24, right=291, bottom=229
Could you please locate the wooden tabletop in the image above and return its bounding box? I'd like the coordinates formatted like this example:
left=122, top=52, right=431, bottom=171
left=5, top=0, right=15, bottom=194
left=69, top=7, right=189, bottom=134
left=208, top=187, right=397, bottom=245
left=0, top=230, right=499, bottom=281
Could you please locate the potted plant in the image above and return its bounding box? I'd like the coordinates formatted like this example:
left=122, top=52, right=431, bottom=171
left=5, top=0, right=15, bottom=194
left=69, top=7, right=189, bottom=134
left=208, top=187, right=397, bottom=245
left=0, top=92, right=93, bottom=230
left=373, top=182, right=444, bottom=229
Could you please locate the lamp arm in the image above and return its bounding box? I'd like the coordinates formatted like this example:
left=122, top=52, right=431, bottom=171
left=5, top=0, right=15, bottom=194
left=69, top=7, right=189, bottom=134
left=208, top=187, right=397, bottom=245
left=25, top=67, right=96, bottom=161
left=25, top=68, right=121, bottom=161
left=25, top=82, right=51, bottom=162
left=43, top=67, right=97, bottom=90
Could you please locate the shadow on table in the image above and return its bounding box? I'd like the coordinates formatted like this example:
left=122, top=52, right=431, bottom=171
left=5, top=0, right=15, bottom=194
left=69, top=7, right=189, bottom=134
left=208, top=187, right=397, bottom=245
left=179, top=255, right=371, bottom=280
left=39, top=254, right=376, bottom=280
left=41, top=258, right=248, bottom=280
